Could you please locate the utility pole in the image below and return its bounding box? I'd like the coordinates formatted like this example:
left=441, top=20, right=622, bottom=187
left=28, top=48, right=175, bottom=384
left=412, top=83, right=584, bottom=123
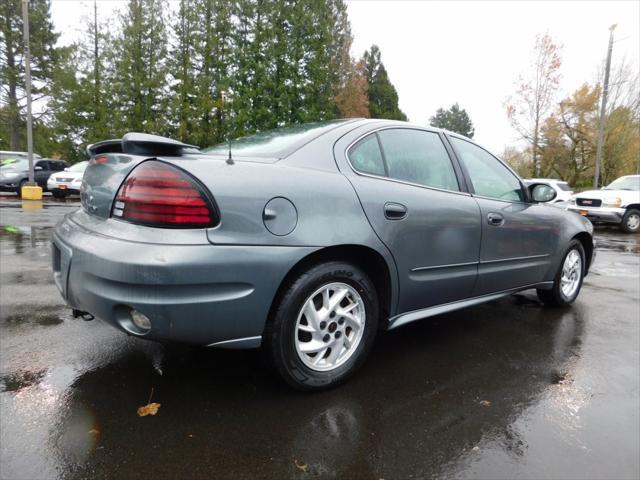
left=21, top=0, right=35, bottom=185
left=593, top=24, right=616, bottom=188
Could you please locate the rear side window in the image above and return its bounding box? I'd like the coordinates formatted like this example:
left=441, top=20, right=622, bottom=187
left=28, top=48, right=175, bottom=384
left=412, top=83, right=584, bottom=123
left=450, top=137, right=524, bottom=202
left=378, top=129, right=459, bottom=191
left=51, top=162, right=66, bottom=171
left=348, top=134, right=386, bottom=176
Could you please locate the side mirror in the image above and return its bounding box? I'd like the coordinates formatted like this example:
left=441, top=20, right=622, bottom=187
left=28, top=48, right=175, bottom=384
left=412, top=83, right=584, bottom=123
left=529, top=183, right=557, bottom=203
left=34, top=166, right=43, bottom=171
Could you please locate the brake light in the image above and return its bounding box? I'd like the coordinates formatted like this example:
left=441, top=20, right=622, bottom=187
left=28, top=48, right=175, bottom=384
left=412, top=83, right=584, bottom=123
left=112, top=160, right=218, bottom=228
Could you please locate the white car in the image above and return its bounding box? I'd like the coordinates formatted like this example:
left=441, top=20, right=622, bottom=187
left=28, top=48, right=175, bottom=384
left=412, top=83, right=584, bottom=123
left=567, top=175, right=640, bottom=233
left=523, top=178, right=574, bottom=204
left=46, top=161, right=88, bottom=198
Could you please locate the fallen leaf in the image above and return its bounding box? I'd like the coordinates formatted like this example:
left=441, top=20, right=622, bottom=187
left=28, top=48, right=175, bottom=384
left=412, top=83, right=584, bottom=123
left=137, top=402, right=161, bottom=416
left=88, top=429, right=100, bottom=435
left=294, top=459, right=308, bottom=473
left=479, top=400, right=491, bottom=407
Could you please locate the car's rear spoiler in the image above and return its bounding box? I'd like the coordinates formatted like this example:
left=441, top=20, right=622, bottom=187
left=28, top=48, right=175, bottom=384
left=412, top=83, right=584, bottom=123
left=87, top=133, right=199, bottom=157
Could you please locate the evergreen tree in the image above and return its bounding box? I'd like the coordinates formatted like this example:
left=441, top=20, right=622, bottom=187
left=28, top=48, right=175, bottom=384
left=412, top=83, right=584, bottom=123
left=362, top=45, right=406, bottom=121
left=112, top=0, right=169, bottom=135
left=429, top=103, right=475, bottom=138
left=49, top=1, right=116, bottom=160
left=0, top=0, right=59, bottom=150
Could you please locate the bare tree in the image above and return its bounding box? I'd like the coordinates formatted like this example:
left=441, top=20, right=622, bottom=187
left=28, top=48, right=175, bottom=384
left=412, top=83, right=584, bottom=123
left=506, top=33, right=562, bottom=176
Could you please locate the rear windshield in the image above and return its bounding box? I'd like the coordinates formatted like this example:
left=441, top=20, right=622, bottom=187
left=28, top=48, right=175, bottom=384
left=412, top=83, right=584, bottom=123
left=557, top=182, right=572, bottom=191
left=202, top=120, right=353, bottom=158
left=68, top=161, right=88, bottom=172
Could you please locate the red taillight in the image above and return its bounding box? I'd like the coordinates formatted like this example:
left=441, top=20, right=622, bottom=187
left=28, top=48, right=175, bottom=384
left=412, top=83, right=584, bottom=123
left=112, top=161, right=218, bottom=228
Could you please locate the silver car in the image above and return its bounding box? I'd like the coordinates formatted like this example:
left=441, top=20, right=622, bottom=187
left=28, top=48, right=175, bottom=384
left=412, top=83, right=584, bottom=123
left=52, top=119, right=595, bottom=390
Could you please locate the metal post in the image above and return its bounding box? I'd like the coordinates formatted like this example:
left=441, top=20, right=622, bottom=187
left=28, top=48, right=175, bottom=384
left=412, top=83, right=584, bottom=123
left=21, top=0, right=35, bottom=185
left=594, top=24, right=616, bottom=188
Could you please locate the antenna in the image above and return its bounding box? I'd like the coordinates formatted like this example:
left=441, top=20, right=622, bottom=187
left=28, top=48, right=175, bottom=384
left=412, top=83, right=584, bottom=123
left=221, top=90, right=234, bottom=165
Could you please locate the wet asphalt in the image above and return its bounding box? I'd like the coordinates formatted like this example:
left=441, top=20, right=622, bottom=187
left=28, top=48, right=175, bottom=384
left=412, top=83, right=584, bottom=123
left=0, top=195, right=638, bottom=480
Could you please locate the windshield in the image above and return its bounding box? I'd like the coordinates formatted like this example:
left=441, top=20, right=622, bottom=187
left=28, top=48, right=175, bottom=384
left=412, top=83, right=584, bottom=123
left=604, top=176, right=640, bottom=191
left=0, top=158, right=28, bottom=171
left=68, top=161, right=88, bottom=173
left=202, top=120, right=353, bottom=158
left=557, top=182, right=572, bottom=191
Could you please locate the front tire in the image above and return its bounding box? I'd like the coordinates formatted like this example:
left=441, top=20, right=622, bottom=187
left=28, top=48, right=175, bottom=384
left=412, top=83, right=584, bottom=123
left=621, top=209, right=640, bottom=233
left=16, top=179, right=27, bottom=196
left=537, top=240, right=585, bottom=307
left=265, top=261, right=379, bottom=391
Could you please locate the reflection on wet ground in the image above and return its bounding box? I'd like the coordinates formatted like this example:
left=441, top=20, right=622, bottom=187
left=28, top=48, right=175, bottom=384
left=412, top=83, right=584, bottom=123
left=0, top=200, right=638, bottom=479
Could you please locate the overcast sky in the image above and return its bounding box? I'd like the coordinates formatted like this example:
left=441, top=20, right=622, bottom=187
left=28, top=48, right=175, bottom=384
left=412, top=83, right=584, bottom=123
left=51, top=0, right=640, bottom=154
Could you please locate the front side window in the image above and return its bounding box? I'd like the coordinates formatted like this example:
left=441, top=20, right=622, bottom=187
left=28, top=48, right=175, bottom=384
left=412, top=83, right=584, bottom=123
left=450, top=137, right=524, bottom=202
left=377, top=129, right=459, bottom=191
left=348, top=134, right=386, bottom=176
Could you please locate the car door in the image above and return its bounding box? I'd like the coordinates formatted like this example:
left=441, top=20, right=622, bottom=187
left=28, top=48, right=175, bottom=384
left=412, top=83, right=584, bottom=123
left=34, top=160, right=51, bottom=188
left=447, top=135, right=562, bottom=295
left=342, top=127, right=482, bottom=314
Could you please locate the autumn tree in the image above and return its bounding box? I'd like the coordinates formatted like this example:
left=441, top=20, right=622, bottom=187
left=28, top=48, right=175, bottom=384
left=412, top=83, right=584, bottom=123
left=429, top=103, right=474, bottom=137
left=334, top=60, right=369, bottom=117
left=506, top=33, right=562, bottom=176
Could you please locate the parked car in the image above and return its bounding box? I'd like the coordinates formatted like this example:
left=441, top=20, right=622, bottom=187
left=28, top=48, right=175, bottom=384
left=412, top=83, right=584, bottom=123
left=52, top=120, right=595, bottom=390
left=0, top=157, right=69, bottom=195
left=567, top=175, right=640, bottom=233
left=47, top=161, right=88, bottom=198
left=523, top=178, right=574, bottom=204
left=0, top=150, right=42, bottom=162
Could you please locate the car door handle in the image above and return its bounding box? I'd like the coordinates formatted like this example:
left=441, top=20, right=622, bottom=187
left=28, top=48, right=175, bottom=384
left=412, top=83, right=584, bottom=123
left=384, top=202, right=407, bottom=220
left=487, top=213, right=504, bottom=226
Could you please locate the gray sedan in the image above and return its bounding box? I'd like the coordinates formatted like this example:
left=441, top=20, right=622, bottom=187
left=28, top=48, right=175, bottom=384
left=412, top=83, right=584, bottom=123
left=52, top=119, right=595, bottom=390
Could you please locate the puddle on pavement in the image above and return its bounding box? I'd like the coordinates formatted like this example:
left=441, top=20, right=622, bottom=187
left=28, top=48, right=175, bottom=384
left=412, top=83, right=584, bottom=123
left=594, top=229, right=640, bottom=254
left=1, top=369, right=47, bottom=393
left=1, top=305, right=66, bottom=328
left=0, top=225, right=53, bottom=253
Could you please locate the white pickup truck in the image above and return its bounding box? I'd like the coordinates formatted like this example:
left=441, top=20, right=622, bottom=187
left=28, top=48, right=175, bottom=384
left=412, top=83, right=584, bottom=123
left=567, top=175, right=640, bottom=233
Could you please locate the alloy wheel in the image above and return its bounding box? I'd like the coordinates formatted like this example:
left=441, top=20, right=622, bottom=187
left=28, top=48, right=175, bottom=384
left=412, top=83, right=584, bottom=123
left=295, top=282, right=366, bottom=372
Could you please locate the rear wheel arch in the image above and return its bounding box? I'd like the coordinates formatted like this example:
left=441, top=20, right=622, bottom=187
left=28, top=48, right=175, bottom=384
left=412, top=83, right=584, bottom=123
left=266, top=244, right=393, bottom=332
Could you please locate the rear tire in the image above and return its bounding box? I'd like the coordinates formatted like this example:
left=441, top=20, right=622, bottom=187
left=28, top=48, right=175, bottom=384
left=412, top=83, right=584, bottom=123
left=537, top=240, right=585, bottom=307
left=264, top=261, right=379, bottom=391
left=52, top=190, right=68, bottom=199
left=621, top=209, right=640, bottom=233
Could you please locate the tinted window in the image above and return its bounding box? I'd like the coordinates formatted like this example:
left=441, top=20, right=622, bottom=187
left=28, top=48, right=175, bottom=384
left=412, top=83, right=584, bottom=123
left=450, top=137, right=524, bottom=201
left=377, top=129, right=459, bottom=191
left=50, top=161, right=67, bottom=171
left=35, top=160, right=49, bottom=170
left=348, top=134, right=386, bottom=176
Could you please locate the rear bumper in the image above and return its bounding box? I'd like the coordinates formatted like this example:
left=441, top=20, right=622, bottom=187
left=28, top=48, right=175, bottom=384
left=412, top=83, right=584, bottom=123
left=52, top=212, right=317, bottom=347
left=567, top=205, right=624, bottom=224
left=47, top=179, right=80, bottom=194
